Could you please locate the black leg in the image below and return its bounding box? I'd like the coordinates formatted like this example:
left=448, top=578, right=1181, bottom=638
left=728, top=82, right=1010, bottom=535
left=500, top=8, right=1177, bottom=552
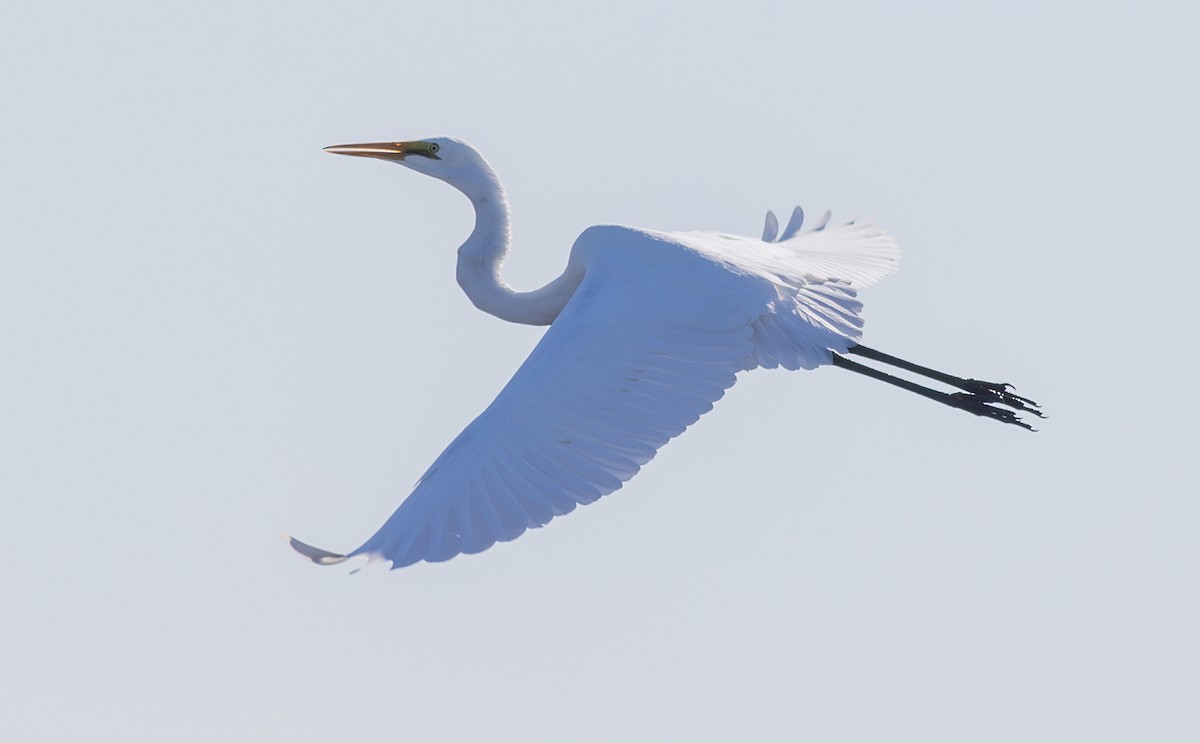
left=846, top=345, right=1043, bottom=417
left=831, top=351, right=1042, bottom=431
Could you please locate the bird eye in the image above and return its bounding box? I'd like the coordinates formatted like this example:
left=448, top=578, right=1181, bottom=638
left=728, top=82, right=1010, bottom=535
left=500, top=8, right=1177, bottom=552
left=429, top=143, right=440, bottom=153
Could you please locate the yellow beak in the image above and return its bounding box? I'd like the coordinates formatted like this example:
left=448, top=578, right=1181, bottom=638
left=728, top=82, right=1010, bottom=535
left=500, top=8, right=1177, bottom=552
left=323, top=141, right=436, bottom=161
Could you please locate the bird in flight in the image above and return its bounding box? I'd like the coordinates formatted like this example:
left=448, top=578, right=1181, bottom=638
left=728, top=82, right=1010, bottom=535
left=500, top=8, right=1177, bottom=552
left=288, top=137, right=1042, bottom=570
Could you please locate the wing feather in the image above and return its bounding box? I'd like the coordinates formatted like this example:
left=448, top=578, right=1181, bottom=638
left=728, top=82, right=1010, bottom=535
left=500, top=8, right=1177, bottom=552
left=488, top=459, right=556, bottom=525
left=779, top=206, right=806, bottom=240
left=761, top=210, right=779, bottom=242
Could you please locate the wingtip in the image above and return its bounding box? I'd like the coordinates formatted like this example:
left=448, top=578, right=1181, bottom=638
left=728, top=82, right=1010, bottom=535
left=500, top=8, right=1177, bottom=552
left=779, top=205, right=805, bottom=240
left=762, top=210, right=779, bottom=242
left=284, top=534, right=350, bottom=565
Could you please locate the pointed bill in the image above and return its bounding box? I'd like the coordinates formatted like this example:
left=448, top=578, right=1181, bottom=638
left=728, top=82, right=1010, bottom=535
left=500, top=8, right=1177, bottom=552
left=323, top=140, right=440, bottom=161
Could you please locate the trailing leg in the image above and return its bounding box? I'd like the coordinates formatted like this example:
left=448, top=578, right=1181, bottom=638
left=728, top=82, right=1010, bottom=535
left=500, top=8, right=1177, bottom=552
left=846, top=344, right=1043, bottom=417
left=830, top=351, right=1042, bottom=430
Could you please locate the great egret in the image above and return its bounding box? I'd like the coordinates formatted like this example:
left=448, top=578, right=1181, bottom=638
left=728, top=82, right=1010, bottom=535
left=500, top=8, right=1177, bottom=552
left=288, top=137, right=1041, bottom=570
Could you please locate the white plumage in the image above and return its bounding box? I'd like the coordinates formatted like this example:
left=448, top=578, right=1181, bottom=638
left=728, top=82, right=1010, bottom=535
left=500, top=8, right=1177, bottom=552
left=290, top=137, right=1036, bottom=571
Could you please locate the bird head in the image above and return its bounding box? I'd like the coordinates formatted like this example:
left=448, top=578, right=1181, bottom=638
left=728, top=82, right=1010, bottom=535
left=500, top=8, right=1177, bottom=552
left=322, top=137, right=494, bottom=195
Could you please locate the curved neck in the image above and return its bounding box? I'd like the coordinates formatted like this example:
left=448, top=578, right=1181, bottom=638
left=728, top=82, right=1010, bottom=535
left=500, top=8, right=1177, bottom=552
left=453, top=167, right=581, bottom=326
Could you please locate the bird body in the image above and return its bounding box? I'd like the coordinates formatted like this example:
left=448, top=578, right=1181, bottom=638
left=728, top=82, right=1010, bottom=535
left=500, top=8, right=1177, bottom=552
left=289, top=137, right=1037, bottom=571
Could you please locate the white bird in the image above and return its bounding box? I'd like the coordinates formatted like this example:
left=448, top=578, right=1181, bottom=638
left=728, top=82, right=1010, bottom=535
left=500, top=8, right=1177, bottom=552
left=288, top=137, right=1041, bottom=570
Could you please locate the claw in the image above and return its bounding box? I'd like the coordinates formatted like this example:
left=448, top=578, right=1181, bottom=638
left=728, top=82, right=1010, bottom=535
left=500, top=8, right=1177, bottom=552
left=960, top=379, right=1044, bottom=417
left=948, top=392, right=1037, bottom=431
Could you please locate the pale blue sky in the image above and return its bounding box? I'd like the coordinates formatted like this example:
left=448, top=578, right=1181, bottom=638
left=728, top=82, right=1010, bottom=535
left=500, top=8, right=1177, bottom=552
left=2, top=1, right=1198, bottom=741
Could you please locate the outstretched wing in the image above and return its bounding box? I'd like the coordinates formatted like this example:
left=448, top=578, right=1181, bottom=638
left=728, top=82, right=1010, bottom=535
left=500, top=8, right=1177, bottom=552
left=290, top=235, right=767, bottom=568
left=731, top=208, right=899, bottom=289
left=774, top=212, right=899, bottom=289
left=677, top=211, right=900, bottom=371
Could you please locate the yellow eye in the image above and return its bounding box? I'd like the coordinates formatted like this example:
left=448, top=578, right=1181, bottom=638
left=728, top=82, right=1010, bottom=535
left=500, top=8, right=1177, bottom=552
left=429, top=143, right=440, bottom=154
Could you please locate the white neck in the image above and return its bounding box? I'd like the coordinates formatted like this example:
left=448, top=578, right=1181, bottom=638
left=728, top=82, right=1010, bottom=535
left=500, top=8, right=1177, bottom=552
left=451, top=164, right=582, bottom=326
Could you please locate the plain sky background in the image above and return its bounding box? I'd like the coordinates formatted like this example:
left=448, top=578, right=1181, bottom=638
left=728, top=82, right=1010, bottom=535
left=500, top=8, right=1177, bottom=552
left=3, top=1, right=1198, bottom=741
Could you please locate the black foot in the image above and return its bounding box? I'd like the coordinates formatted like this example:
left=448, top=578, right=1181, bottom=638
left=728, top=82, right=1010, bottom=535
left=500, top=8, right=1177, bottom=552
left=958, top=379, right=1045, bottom=418
left=947, top=389, right=1041, bottom=431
